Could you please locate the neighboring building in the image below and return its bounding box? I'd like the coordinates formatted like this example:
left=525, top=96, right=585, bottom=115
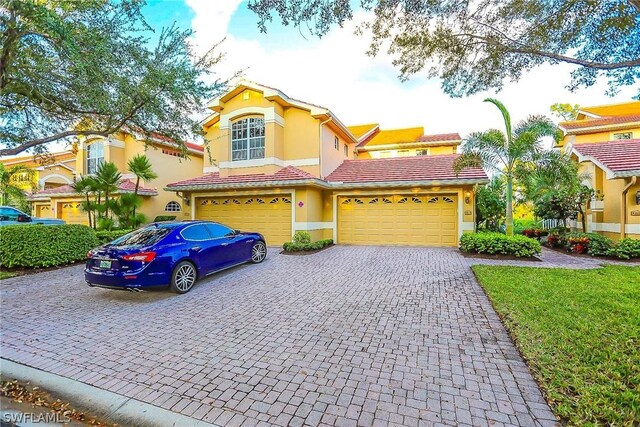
left=348, top=123, right=461, bottom=159
left=165, top=81, right=487, bottom=246
left=1, top=150, right=77, bottom=191
left=560, top=101, right=640, bottom=240
left=27, top=132, right=204, bottom=224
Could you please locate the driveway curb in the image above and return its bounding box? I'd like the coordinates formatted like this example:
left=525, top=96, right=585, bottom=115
left=0, top=358, right=219, bottom=427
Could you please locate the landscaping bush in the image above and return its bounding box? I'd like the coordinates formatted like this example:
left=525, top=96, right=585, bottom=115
left=459, top=232, right=541, bottom=257
left=95, top=229, right=134, bottom=245
left=0, top=224, right=99, bottom=268
left=608, top=238, right=640, bottom=260
left=521, top=228, right=549, bottom=238
left=292, top=230, right=312, bottom=245
left=513, top=219, right=539, bottom=235
left=561, top=232, right=614, bottom=256
left=283, top=236, right=333, bottom=252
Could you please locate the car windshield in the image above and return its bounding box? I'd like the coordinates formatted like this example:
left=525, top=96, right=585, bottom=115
left=110, top=227, right=171, bottom=247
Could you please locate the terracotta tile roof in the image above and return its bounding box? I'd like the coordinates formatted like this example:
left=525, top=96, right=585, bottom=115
left=29, top=179, right=158, bottom=199
left=359, top=127, right=425, bottom=147
left=417, top=133, right=461, bottom=143
left=325, top=155, right=487, bottom=183
left=561, top=114, right=640, bottom=131
left=572, top=139, right=640, bottom=177
left=166, top=166, right=317, bottom=189
left=347, top=123, right=379, bottom=139
left=147, top=132, right=204, bottom=152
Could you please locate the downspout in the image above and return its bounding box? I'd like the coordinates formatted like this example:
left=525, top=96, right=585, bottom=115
left=621, top=176, right=637, bottom=239
left=319, top=116, right=333, bottom=179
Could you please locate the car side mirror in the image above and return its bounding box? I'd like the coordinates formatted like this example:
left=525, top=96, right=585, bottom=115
left=17, top=214, right=32, bottom=222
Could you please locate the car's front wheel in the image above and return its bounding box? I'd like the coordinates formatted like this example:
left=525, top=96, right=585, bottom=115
left=170, top=261, right=197, bottom=294
left=251, top=241, right=267, bottom=263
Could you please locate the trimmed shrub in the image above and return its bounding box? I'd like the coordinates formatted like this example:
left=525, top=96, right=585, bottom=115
left=459, top=232, right=541, bottom=257
left=563, top=232, right=614, bottom=256
left=95, top=229, right=134, bottom=245
left=292, top=230, right=312, bottom=245
left=0, top=224, right=99, bottom=268
left=283, top=238, right=333, bottom=252
left=521, top=228, right=549, bottom=238
left=609, top=238, right=640, bottom=260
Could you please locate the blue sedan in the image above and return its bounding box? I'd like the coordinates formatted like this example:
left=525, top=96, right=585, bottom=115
left=85, top=221, right=267, bottom=294
left=0, top=206, right=65, bottom=226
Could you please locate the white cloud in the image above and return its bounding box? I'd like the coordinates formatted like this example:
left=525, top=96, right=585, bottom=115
left=186, top=2, right=639, bottom=140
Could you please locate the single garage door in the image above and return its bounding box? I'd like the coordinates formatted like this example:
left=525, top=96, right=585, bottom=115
left=195, top=195, right=292, bottom=246
left=35, top=204, right=53, bottom=218
left=59, top=202, right=88, bottom=225
left=338, top=194, right=458, bottom=246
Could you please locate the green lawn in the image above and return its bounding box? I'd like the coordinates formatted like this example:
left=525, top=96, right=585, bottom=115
left=472, top=265, right=640, bottom=426
left=0, top=271, right=17, bottom=280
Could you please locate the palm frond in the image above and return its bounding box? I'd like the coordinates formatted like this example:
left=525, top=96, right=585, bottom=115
left=484, top=98, right=512, bottom=142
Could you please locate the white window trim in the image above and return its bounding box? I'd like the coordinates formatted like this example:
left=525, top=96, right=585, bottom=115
left=231, top=117, right=265, bottom=162
left=86, top=141, right=104, bottom=175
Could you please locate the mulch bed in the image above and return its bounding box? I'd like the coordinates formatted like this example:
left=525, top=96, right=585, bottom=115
left=460, top=251, right=542, bottom=262
left=280, top=244, right=335, bottom=256
left=0, top=261, right=85, bottom=279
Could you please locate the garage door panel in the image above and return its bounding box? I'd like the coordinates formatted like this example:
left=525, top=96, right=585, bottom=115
left=60, top=203, right=88, bottom=225
left=196, top=196, right=291, bottom=246
left=338, top=194, right=458, bottom=246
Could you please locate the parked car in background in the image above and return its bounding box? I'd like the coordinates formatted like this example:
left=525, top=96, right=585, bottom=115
left=0, top=206, right=65, bottom=226
left=85, top=221, right=267, bottom=294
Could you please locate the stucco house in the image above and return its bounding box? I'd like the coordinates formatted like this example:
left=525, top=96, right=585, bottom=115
left=165, top=81, right=488, bottom=246
left=26, top=132, right=204, bottom=224
left=2, top=150, right=77, bottom=191
left=559, top=101, right=640, bottom=240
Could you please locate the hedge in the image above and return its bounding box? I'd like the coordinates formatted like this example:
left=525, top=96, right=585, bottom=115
left=0, top=224, right=99, bottom=268
left=459, top=232, right=541, bottom=258
left=608, top=238, right=640, bottom=260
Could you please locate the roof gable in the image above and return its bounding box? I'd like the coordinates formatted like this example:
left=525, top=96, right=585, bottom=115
left=572, top=139, right=640, bottom=178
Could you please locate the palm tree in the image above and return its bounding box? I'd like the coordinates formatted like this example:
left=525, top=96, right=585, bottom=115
left=94, top=162, right=121, bottom=220
left=0, top=163, right=33, bottom=207
left=127, top=154, right=157, bottom=223
left=74, top=175, right=98, bottom=228
left=454, top=98, right=560, bottom=236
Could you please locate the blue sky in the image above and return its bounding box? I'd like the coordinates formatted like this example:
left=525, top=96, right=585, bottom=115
left=145, top=1, right=636, bottom=138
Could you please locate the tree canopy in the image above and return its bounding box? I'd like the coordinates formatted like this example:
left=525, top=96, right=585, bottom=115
left=249, top=0, right=640, bottom=97
left=1, top=0, right=227, bottom=156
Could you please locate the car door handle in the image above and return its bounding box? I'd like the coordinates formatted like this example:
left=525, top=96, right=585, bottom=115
left=190, top=246, right=202, bottom=252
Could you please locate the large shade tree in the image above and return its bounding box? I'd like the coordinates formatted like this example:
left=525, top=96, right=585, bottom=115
left=1, top=0, right=227, bottom=156
left=454, top=98, right=561, bottom=236
left=248, top=0, right=640, bottom=97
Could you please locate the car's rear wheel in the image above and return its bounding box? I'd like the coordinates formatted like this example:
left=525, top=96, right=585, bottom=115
left=251, top=241, right=267, bottom=263
left=170, top=261, right=197, bottom=294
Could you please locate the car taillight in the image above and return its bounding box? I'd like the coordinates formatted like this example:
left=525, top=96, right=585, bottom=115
left=122, top=252, right=157, bottom=262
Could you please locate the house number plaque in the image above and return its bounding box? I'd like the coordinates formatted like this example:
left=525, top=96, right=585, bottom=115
left=631, top=210, right=640, bottom=216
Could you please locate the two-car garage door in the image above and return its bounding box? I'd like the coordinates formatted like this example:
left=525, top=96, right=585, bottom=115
left=195, top=195, right=292, bottom=246
left=338, top=194, right=458, bottom=246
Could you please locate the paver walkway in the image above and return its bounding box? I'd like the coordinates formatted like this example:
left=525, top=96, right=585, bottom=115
left=1, top=247, right=558, bottom=426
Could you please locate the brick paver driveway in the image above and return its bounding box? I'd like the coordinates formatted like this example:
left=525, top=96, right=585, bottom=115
left=1, top=247, right=557, bottom=426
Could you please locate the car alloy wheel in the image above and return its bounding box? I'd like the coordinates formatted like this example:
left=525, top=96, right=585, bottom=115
left=171, top=261, right=196, bottom=294
left=251, top=241, right=267, bottom=263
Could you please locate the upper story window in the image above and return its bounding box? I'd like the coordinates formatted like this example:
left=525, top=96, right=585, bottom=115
left=613, top=132, right=632, bottom=140
left=343, top=144, right=348, bottom=156
left=86, top=141, right=104, bottom=174
left=416, top=149, right=429, bottom=156
left=397, top=150, right=410, bottom=157
left=334, top=136, right=339, bottom=150
left=231, top=117, right=265, bottom=161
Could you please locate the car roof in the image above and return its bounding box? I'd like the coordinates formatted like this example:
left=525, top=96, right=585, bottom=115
left=146, top=220, right=226, bottom=229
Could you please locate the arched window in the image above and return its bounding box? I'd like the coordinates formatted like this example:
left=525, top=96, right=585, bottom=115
left=231, top=117, right=265, bottom=161
left=86, top=141, right=104, bottom=174
left=165, top=201, right=181, bottom=212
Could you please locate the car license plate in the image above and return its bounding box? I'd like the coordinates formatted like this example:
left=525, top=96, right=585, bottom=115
left=99, top=260, right=112, bottom=269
